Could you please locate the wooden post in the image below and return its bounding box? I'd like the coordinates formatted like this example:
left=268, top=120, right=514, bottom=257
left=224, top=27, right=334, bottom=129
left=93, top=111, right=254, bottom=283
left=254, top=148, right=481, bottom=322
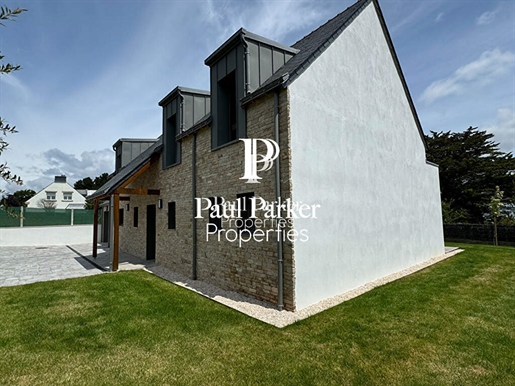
left=112, top=193, right=120, bottom=271
left=93, top=198, right=99, bottom=258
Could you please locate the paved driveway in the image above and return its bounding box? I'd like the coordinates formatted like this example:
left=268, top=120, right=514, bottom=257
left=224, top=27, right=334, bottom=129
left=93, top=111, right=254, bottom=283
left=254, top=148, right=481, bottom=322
left=0, top=245, right=103, bottom=287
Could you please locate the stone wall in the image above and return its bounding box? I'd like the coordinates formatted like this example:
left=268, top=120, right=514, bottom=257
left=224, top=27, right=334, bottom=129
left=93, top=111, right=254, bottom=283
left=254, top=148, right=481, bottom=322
left=119, top=88, right=296, bottom=310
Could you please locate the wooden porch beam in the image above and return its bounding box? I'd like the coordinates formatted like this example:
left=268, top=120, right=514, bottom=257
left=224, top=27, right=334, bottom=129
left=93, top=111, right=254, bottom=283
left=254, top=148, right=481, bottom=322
left=119, top=160, right=152, bottom=190
left=112, top=193, right=120, bottom=272
left=92, top=198, right=99, bottom=258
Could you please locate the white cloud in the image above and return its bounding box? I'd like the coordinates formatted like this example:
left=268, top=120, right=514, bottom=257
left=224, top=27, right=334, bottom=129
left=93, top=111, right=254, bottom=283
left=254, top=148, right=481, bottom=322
left=484, top=108, right=515, bottom=154
left=20, top=148, right=114, bottom=192
left=435, top=12, right=444, bottom=23
left=420, top=49, right=515, bottom=104
left=0, top=73, right=30, bottom=101
left=202, top=0, right=326, bottom=45
left=477, top=10, right=497, bottom=25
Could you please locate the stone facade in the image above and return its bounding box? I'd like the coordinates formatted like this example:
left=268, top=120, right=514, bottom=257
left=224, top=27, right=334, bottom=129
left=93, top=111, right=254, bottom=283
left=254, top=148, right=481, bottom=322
left=119, top=89, right=296, bottom=311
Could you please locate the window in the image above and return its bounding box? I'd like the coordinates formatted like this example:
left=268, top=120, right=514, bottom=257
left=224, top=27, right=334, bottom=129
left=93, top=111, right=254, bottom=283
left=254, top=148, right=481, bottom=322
left=237, top=192, right=255, bottom=233
left=115, top=149, right=122, bottom=171
left=46, top=192, right=56, bottom=201
left=168, top=202, right=176, bottom=230
left=63, top=192, right=72, bottom=201
left=164, top=114, right=181, bottom=167
left=133, top=207, right=138, bottom=227
left=216, top=71, right=238, bottom=146
left=208, top=197, right=222, bottom=232
left=119, top=208, right=124, bottom=226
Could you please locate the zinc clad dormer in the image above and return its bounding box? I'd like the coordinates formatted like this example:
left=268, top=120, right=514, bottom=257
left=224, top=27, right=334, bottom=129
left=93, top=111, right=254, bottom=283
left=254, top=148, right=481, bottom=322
left=205, top=28, right=298, bottom=149
left=159, top=87, right=210, bottom=168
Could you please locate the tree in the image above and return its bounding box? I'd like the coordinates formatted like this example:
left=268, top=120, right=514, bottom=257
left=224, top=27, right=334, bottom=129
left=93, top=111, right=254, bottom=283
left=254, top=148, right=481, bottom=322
left=0, top=6, right=27, bottom=190
left=38, top=198, right=57, bottom=209
left=0, top=193, right=21, bottom=207
left=488, top=186, right=503, bottom=246
left=13, top=188, right=35, bottom=205
left=425, top=126, right=515, bottom=223
left=75, top=172, right=111, bottom=209
left=74, top=177, right=94, bottom=190
left=74, top=172, right=110, bottom=190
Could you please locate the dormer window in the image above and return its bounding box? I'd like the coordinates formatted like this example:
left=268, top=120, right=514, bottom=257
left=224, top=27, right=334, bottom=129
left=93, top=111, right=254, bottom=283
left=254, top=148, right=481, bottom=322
left=112, top=139, right=156, bottom=173
left=159, top=87, right=210, bottom=169
left=205, top=28, right=297, bottom=149
left=165, top=113, right=180, bottom=167
left=218, top=70, right=238, bottom=144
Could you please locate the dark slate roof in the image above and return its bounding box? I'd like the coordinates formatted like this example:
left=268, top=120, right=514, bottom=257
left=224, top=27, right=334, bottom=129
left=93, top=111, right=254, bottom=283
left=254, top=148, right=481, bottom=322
left=241, top=0, right=371, bottom=105
left=88, top=137, right=163, bottom=200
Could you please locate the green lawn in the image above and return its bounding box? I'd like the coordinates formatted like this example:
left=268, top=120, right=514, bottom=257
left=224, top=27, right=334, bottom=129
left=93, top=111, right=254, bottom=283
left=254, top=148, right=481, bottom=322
left=0, top=243, right=513, bottom=385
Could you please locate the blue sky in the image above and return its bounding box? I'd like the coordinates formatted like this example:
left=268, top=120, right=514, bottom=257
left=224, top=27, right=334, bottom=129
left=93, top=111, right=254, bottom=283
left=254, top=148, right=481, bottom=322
left=1, top=0, right=514, bottom=193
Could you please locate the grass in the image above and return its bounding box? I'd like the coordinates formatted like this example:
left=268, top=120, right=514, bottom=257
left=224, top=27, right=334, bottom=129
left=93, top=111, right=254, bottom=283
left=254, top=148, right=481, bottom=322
left=0, top=243, right=513, bottom=385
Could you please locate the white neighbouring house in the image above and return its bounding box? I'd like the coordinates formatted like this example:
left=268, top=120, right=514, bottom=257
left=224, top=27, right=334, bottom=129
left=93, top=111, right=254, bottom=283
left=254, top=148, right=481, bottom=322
left=26, top=175, right=88, bottom=209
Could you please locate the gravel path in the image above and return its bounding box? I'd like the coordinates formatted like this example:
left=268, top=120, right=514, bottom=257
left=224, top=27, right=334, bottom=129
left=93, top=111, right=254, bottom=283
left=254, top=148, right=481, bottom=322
left=148, top=248, right=463, bottom=328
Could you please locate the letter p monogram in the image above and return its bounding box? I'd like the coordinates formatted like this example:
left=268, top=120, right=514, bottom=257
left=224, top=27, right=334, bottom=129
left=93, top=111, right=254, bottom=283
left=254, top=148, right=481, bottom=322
left=240, top=139, right=280, bottom=183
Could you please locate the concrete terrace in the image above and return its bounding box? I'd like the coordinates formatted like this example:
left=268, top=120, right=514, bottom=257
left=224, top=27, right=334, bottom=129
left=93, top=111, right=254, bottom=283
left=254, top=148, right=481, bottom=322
left=0, top=244, right=154, bottom=287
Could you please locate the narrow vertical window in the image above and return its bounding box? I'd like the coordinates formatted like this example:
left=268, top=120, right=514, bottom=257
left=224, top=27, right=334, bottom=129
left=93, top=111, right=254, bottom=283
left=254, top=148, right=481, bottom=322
left=217, top=71, right=237, bottom=145
left=164, top=114, right=180, bottom=167
left=133, top=207, right=139, bottom=227
left=119, top=208, right=124, bottom=226
left=208, top=197, right=222, bottom=232
left=168, top=201, right=176, bottom=230
left=236, top=192, right=255, bottom=233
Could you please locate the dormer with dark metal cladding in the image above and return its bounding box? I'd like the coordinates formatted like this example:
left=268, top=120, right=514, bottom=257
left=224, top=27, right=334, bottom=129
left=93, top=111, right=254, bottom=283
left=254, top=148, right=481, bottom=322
left=158, top=86, right=210, bottom=169
left=113, top=138, right=157, bottom=173
left=205, top=28, right=298, bottom=149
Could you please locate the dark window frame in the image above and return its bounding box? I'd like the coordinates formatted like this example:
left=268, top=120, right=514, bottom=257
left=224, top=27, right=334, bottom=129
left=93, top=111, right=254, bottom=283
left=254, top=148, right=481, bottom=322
left=164, top=113, right=181, bottom=168
left=133, top=207, right=138, bottom=228
left=215, top=71, right=238, bottom=147
left=208, top=197, right=222, bottom=232
left=168, top=201, right=176, bottom=230
left=236, top=192, right=255, bottom=234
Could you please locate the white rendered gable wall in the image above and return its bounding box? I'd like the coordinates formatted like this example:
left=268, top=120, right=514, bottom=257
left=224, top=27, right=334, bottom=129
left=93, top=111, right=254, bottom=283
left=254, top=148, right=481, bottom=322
left=288, top=2, right=445, bottom=310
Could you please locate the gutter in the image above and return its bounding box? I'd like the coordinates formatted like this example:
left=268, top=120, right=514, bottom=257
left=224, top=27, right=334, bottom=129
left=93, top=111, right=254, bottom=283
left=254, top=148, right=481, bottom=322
left=274, top=90, right=284, bottom=310
left=240, top=34, right=250, bottom=95
left=192, top=132, right=198, bottom=280
left=179, top=89, right=185, bottom=132
left=240, top=74, right=289, bottom=107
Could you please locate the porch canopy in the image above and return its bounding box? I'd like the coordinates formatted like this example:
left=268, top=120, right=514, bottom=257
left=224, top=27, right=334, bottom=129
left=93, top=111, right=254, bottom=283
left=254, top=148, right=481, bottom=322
left=88, top=138, right=163, bottom=270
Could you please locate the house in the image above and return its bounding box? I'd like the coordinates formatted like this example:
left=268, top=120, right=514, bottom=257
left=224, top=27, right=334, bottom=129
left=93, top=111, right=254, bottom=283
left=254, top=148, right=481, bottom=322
left=26, top=175, right=87, bottom=210
left=89, top=0, right=445, bottom=312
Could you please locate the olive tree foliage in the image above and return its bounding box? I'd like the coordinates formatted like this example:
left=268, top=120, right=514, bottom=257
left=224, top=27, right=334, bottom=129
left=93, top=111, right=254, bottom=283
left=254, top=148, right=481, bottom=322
left=0, top=6, right=27, bottom=190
